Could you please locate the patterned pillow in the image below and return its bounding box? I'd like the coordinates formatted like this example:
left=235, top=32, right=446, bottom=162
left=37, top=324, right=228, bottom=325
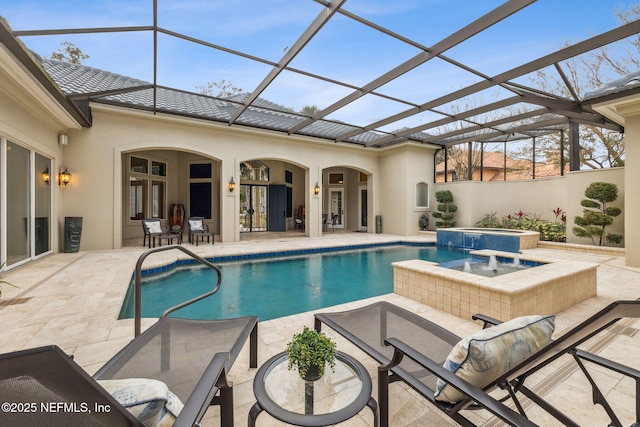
left=189, top=219, right=204, bottom=231
left=98, top=378, right=183, bottom=427
left=434, top=314, right=555, bottom=403
left=145, top=221, right=162, bottom=234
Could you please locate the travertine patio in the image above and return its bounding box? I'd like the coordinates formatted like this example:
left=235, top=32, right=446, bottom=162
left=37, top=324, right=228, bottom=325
left=1, top=233, right=639, bottom=426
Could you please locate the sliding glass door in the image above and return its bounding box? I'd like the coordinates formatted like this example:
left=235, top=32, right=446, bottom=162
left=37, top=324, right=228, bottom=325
left=35, top=153, right=52, bottom=256
left=2, top=139, right=52, bottom=267
left=6, top=142, right=30, bottom=265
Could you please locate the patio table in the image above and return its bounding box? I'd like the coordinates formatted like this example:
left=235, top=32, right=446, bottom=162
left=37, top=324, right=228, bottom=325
left=248, top=351, right=378, bottom=426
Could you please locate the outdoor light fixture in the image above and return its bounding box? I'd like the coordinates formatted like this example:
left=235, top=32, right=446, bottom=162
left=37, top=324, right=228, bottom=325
left=313, top=182, right=320, bottom=195
left=228, top=177, right=236, bottom=192
left=42, top=167, right=50, bottom=184
left=58, top=167, right=71, bottom=186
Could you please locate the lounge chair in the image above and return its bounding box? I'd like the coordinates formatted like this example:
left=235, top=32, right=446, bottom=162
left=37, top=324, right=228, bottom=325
left=0, top=244, right=258, bottom=427
left=315, top=300, right=640, bottom=427
left=0, top=314, right=258, bottom=426
left=142, top=218, right=176, bottom=248
left=187, top=217, right=214, bottom=245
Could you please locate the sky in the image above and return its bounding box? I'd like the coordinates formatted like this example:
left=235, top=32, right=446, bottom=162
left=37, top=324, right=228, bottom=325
left=1, top=0, right=637, bottom=130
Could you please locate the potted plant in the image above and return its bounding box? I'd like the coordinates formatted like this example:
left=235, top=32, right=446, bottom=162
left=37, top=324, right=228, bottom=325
left=285, top=326, right=337, bottom=381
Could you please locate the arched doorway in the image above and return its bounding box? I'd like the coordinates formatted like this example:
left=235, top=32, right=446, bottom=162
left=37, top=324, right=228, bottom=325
left=239, top=159, right=307, bottom=234
left=121, top=149, right=221, bottom=246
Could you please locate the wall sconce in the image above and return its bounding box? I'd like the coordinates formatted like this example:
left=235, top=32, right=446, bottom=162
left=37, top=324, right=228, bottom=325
left=313, top=182, right=320, bottom=195
left=42, top=167, right=50, bottom=184
left=58, top=167, right=72, bottom=186
left=228, top=177, right=236, bottom=192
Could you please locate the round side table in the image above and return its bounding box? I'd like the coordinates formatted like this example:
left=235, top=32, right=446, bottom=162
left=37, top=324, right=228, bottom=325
left=248, top=351, right=378, bottom=427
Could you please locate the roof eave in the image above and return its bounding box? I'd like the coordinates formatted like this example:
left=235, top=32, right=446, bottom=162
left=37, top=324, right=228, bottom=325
left=0, top=18, right=91, bottom=128
left=583, top=86, right=640, bottom=128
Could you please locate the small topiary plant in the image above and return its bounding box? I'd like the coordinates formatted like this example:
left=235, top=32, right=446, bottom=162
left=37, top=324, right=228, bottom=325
left=285, top=326, right=336, bottom=380
left=573, top=182, right=623, bottom=246
left=431, top=190, right=457, bottom=228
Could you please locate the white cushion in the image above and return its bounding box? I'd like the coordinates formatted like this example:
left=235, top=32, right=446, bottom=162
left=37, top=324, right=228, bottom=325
left=434, top=314, right=555, bottom=403
left=98, top=378, right=183, bottom=427
left=145, top=221, right=162, bottom=234
left=189, top=219, right=204, bottom=231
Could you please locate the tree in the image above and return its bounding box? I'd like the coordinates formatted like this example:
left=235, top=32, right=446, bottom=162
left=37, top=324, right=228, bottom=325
left=196, top=80, right=243, bottom=98
left=573, top=182, right=623, bottom=246
left=49, top=41, right=89, bottom=64
left=431, top=190, right=457, bottom=228
left=300, top=105, right=320, bottom=116
left=525, top=3, right=638, bottom=170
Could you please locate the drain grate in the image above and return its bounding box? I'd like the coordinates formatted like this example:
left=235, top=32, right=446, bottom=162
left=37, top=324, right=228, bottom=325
left=0, top=297, right=33, bottom=307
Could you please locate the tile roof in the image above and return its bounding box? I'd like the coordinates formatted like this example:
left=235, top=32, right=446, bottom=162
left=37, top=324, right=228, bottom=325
left=40, top=59, right=392, bottom=146
left=584, top=70, right=640, bottom=99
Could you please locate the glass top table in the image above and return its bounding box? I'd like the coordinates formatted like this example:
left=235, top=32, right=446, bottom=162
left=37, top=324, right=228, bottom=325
left=249, top=351, right=378, bottom=426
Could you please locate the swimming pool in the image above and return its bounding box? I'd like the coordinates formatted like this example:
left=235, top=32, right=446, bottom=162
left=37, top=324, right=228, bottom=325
left=119, top=244, right=470, bottom=321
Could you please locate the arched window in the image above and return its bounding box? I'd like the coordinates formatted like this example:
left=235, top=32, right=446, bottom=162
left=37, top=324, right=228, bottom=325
left=416, top=182, right=429, bottom=208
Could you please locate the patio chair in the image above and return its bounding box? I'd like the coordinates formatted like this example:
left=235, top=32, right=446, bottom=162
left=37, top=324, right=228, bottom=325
left=0, top=314, right=258, bottom=426
left=187, top=217, right=214, bottom=245
left=331, top=214, right=338, bottom=231
left=315, top=300, right=640, bottom=427
left=142, top=218, right=175, bottom=248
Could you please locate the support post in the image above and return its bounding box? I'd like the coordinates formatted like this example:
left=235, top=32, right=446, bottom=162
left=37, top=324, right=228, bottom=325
left=569, top=121, right=581, bottom=171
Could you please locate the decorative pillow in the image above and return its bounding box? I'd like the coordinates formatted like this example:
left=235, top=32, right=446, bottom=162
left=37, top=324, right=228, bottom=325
left=145, top=221, right=162, bottom=234
left=189, top=219, right=204, bottom=231
left=98, top=378, right=183, bottom=427
left=434, top=314, right=555, bottom=403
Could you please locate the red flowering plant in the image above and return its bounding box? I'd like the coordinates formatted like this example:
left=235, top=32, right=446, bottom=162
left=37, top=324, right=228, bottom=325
left=552, top=207, right=566, bottom=225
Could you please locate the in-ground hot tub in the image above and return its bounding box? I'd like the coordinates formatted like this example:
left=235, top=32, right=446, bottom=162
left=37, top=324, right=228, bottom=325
left=437, top=227, right=540, bottom=252
left=393, top=250, right=598, bottom=321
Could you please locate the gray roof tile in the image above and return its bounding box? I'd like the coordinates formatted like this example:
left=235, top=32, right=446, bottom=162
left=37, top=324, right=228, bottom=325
left=584, top=70, right=640, bottom=99
left=41, top=58, right=415, bottom=146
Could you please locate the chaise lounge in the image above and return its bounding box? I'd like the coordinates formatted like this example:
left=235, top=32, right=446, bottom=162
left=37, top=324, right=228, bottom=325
left=315, top=300, right=640, bottom=427
left=0, top=246, right=258, bottom=427
left=0, top=312, right=258, bottom=426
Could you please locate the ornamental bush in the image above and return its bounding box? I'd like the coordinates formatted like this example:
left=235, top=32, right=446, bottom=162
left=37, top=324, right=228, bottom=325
left=432, top=190, right=457, bottom=228
left=573, top=182, right=623, bottom=246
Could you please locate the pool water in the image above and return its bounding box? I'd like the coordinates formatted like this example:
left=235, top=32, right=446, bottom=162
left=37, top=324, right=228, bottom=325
left=119, top=245, right=469, bottom=321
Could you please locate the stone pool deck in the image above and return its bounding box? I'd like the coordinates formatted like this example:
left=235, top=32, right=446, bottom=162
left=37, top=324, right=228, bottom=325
left=1, top=233, right=639, bottom=426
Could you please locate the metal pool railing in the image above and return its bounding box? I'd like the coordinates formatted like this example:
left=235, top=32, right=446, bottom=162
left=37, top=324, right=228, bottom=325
left=133, top=244, right=222, bottom=337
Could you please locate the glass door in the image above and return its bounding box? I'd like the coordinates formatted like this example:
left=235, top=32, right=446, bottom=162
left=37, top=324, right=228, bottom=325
left=329, top=189, right=344, bottom=229
left=35, top=153, right=52, bottom=256
left=358, top=187, right=367, bottom=231
left=240, top=184, right=268, bottom=232
left=6, top=141, right=30, bottom=265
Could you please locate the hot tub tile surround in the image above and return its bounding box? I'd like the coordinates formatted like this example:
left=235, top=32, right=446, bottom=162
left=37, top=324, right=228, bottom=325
left=393, top=250, right=598, bottom=321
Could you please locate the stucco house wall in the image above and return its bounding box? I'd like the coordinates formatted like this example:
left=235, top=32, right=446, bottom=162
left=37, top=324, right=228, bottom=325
left=379, top=145, right=437, bottom=235
left=0, top=49, right=75, bottom=256
left=60, top=104, right=438, bottom=250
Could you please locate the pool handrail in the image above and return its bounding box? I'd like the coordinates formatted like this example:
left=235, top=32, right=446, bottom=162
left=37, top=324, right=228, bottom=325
left=133, top=244, right=222, bottom=337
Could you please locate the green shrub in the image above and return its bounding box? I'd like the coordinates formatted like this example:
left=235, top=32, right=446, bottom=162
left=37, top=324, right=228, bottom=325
left=573, top=182, right=623, bottom=246
left=475, top=211, right=566, bottom=242
left=475, top=212, right=501, bottom=228
left=432, top=190, right=457, bottom=228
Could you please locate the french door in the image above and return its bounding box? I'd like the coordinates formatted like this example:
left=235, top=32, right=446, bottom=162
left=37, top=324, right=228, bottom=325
left=240, top=184, right=267, bottom=232
left=329, top=189, right=344, bottom=229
